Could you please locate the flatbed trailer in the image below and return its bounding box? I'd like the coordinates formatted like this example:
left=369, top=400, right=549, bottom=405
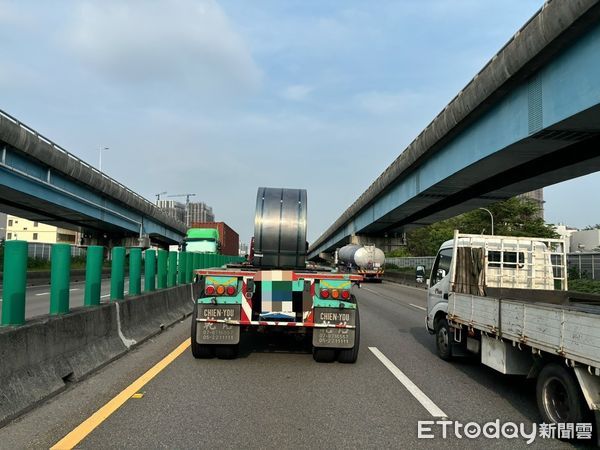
left=191, top=265, right=362, bottom=363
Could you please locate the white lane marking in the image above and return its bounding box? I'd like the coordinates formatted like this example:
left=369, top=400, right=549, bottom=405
left=35, top=292, right=50, bottom=296
left=410, top=303, right=426, bottom=311
left=69, top=288, right=80, bottom=292
left=369, top=347, right=447, bottom=418
left=100, top=294, right=110, bottom=298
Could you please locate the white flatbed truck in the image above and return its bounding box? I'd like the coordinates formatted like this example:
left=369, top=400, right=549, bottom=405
left=426, top=231, right=600, bottom=443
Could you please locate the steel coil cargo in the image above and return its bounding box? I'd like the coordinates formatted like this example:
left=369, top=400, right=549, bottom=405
left=253, top=187, right=307, bottom=268
left=338, top=244, right=385, bottom=269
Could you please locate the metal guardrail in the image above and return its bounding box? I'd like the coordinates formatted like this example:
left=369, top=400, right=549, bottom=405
left=0, top=108, right=166, bottom=218
left=385, top=256, right=435, bottom=271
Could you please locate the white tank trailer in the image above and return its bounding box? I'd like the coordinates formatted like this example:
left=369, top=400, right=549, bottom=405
left=337, top=244, right=385, bottom=281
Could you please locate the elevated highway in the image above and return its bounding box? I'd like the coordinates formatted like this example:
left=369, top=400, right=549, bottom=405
left=309, top=0, right=600, bottom=258
left=0, top=109, right=186, bottom=246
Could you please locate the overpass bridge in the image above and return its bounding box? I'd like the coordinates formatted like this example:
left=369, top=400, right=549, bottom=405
left=309, top=0, right=600, bottom=259
left=0, top=109, right=186, bottom=247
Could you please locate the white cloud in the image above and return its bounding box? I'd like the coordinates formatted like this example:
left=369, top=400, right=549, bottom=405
left=65, top=0, right=261, bottom=98
left=280, top=84, right=313, bottom=101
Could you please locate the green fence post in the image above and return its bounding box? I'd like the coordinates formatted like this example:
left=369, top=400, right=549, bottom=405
left=1, top=240, right=28, bottom=326
left=84, top=245, right=104, bottom=306
left=110, top=246, right=125, bottom=300
left=157, top=249, right=168, bottom=289
left=178, top=252, right=187, bottom=285
left=144, top=249, right=156, bottom=292
left=184, top=252, right=192, bottom=284
left=49, top=243, right=71, bottom=315
left=167, top=251, right=177, bottom=287
left=129, top=248, right=142, bottom=296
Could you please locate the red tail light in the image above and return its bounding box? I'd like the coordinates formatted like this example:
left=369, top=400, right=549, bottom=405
left=205, top=285, right=215, bottom=296
left=320, top=289, right=330, bottom=299
left=341, top=290, right=350, bottom=300
left=226, top=286, right=236, bottom=296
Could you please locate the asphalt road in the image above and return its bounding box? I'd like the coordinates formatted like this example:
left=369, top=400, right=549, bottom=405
left=0, top=277, right=143, bottom=320
left=0, top=282, right=578, bottom=448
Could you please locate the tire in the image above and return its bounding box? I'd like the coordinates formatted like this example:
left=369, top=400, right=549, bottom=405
left=215, top=344, right=239, bottom=360
left=338, top=307, right=360, bottom=364
left=536, top=363, right=587, bottom=426
left=190, top=303, right=215, bottom=359
left=312, top=347, right=337, bottom=363
left=435, top=319, right=452, bottom=361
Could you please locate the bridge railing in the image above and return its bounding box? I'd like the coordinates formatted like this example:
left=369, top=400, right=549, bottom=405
left=0, top=240, right=244, bottom=326
left=0, top=108, right=178, bottom=224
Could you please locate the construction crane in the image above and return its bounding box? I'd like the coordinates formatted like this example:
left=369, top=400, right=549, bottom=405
left=167, top=193, right=196, bottom=225
left=155, top=191, right=167, bottom=204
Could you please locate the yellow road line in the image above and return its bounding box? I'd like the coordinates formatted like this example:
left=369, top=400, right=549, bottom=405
left=51, top=338, right=191, bottom=450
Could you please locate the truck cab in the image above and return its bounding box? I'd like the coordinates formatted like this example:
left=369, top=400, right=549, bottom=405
left=426, top=231, right=559, bottom=334
left=183, top=228, right=220, bottom=254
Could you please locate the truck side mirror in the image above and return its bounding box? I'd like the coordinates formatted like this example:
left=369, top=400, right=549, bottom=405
left=437, top=269, right=446, bottom=280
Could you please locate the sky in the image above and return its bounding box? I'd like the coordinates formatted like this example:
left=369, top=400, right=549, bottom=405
left=1, top=0, right=598, bottom=244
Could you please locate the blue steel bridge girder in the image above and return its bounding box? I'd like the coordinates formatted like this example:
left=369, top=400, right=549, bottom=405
left=309, top=3, right=600, bottom=259
left=0, top=145, right=184, bottom=244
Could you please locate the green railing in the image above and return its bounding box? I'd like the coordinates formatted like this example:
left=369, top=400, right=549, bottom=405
left=0, top=240, right=245, bottom=326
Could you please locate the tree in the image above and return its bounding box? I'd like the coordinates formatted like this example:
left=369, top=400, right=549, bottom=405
left=406, top=197, right=558, bottom=256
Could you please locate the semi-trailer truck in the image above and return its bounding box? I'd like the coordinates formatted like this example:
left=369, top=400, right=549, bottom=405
left=427, top=230, right=600, bottom=443
left=336, top=244, right=385, bottom=281
left=190, top=187, right=362, bottom=363
left=182, top=228, right=220, bottom=254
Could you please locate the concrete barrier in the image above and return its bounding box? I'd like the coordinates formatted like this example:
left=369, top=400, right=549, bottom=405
left=0, top=284, right=195, bottom=427
left=382, top=271, right=427, bottom=290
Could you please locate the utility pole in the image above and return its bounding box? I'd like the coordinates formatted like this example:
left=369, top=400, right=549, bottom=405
left=478, top=207, right=494, bottom=235
left=98, top=146, right=109, bottom=171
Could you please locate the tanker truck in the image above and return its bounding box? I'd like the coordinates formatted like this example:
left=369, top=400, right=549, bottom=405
left=337, top=244, right=385, bottom=282
left=190, top=187, right=362, bottom=363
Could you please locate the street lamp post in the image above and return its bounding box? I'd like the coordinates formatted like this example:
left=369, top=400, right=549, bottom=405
left=479, top=207, right=494, bottom=235
left=98, top=146, right=109, bottom=172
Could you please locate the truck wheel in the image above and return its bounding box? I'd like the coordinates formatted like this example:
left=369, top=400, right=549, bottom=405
left=338, top=307, right=360, bottom=363
left=536, top=363, right=586, bottom=425
left=312, top=347, right=336, bottom=363
left=215, top=344, right=239, bottom=360
left=435, top=319, right=452, bottom=361
left=191, top=303, right=215, bottom=359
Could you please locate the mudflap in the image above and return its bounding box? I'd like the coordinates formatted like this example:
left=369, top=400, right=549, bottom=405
left=196, top=304, right=241, bottom=345
left=312, top=307, right=356, bottom=349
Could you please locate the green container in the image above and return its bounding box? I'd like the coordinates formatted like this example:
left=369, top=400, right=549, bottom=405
left=129, top=248, right=142, bottom=296
left=50, top=244, right=71, bottom=315
left=84, top=245, right=104, bottom=306
left=144, top=249, right=156, bottom=292
left=110, top=247, right=126, bottom=300
left=1, top=240, right=28, bottom=326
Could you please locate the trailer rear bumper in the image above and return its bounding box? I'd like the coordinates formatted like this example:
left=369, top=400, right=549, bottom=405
left=196, top=318, right=356, bottom=329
